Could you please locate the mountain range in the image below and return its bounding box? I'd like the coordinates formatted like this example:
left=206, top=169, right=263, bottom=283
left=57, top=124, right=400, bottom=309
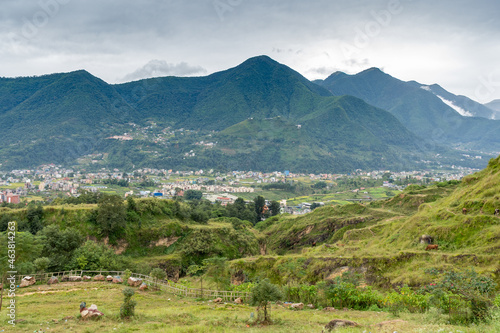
left=315, top=68, right=500, bottom=152
left=0, top=56, right=497, bottom=172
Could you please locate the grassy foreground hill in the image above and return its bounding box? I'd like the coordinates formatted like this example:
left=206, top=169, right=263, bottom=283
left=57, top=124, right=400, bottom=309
left=2, top=281, right=499, bottom=332
left=241, top=156, right=500, bottom=290
left=2, top=159, right=500, bottom=331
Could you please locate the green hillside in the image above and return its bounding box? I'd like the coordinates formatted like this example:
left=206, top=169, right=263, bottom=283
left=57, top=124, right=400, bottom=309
left=246, top=156, right=500, bottom=289
left=0, top=56, right=447, bottom=172
left=317, top=68, right=500, bottom=152
left=213, top=95, right=426, bottom=172
left=113, top=56, right=332, bottom=131
left=0, top=70, right=136, bottom=167
left=339, top=156, right=500, bottom=257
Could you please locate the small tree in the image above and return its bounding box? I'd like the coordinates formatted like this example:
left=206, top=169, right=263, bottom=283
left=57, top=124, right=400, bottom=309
left=187, top=264, right=205, bottom=298
left=120, top=287, right=137, bottom=319
left=123, top=269, right=133, bottom=285
left=203, top=257, right=229, bottom=290
left=150, top=268, right=167, bottom=289
left=250, top=279, right=283, bottom=324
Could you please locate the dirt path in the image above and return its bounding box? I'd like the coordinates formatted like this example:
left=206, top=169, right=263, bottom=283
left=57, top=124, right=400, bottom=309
left=17, top=287, right=100, bottom=297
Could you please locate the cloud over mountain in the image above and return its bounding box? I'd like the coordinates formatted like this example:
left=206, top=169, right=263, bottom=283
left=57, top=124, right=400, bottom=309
left=120, top=60, right=207, bottom=82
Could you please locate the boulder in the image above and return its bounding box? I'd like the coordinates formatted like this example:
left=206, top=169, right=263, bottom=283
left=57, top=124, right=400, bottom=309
left=324, top=319, right=360, bottom=331
left=127, top=277, right=143, bottom=287
left=47, top=276, right=59, bottom=285
left=419, top=235, right=433, bottom=244
left=69, top=276, right=82, bottom=282
left=82, top=276, right=92, bottom=281
left=291, top=303, right=304, bottom=310
left=307, top=304, right=315, bottom=309
left=80, top=302, right=103, bottom=320
left=323, top=307, right=336, bottom=312
left=19, top=276, right=36, bottom=288
left=234, top=297, right=243, bottom=304
left=106, top=275, right=113, bottom=282
left=139, top=282, right=148, bottom=291
left=112, top=276, right=123, bottom=284
left=213, top=297, right=223, bottom=303
left=93, top=274, right=105, bottom=281
left=61, top=275, right=70, bottom=282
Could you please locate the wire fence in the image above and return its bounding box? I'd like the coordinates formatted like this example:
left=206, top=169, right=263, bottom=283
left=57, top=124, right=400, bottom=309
left=12, top=270, right=250, bottom=302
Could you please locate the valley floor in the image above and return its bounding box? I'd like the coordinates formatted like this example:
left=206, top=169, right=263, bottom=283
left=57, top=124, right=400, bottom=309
left=2, top=282, right=499, bottom=332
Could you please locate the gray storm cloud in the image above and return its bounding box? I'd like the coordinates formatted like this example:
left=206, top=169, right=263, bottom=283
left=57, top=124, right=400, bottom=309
left=0, top=0, right=499, bottom=100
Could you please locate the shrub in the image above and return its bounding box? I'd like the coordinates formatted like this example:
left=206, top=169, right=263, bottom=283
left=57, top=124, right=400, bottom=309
left=421, top=269, right=497, bottom=324
left=495, top=293, right=500, bottom=309
left=322, top=278, right=383, bottom=310
left=384, top=285, right=430, bottom=315
left=34, top=257, right=51, bottom=273
left=120, top=287, right=137, bottom=319
left=283, top=284, right=318, bottom=305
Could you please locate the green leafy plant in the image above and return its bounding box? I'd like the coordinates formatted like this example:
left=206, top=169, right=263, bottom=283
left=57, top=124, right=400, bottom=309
left=383, top=285, right=430, bottom=315
left=120, top=287, right=137, bottom=319
left=123, top=269, right=132, bottom=285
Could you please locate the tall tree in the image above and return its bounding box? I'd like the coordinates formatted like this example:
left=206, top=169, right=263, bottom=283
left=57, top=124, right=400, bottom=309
left=269, top=201, right=281, bottom=216
left=254, top=196, right=266, bottom=223
left=26, top=205, right=44, bottom=235
left=184, top=190, right=203, bottom=201
left=38, top=225, right=83, bottom=271
left=97, top=194, right=127, bottom=242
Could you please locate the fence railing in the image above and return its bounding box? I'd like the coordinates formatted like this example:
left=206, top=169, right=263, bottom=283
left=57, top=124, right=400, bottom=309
left=12, top=270, right=250, bottom=302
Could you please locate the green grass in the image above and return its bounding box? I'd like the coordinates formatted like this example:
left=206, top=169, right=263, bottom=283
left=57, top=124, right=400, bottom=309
left=3, top=281, right=499, bottom=332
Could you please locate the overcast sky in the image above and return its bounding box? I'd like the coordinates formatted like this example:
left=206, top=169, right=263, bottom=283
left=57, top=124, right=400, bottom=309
left=1, top=0, right=499, bottom=102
